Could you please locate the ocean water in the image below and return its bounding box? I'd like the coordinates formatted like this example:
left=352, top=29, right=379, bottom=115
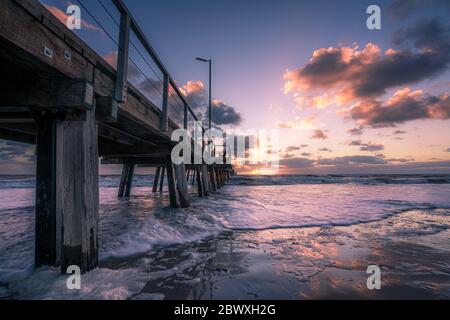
left=0, top=174, right=449, bottom=299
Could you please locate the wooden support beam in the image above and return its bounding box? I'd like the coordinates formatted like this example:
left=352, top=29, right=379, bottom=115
left=201, top=164, right=209, bottom=196
left=165, top=156, right=179, bottom=208
left=196, top=166, right=204, bottom=197
left=209, top=166, right=217, bottom=192
left=124, top=164, right=135, bottom=197
left=186, top=169, right=190, bottom=182
left=96, top=96, right=118, bottom=123
left=59, top=106, right=99, bottom=273
left=191, top=169, right=196, bottom=185
left=98, top=123, right=156, bottom=147
left=35, top=106, right=99, bottom=273
left=35, top=112, right=57, bottom=267
left=152, top=166, right=161, bottom=193
left=215, top=168, right=221, bottom=189
left=118, top=164, right=128, bottom=197
left=0, top=78, right=94, bottom=110
left=0, top=126, right=35, bottom=144
left=174, top=163, right=190, bottom=208
left=159, top=166, right=165, bottom=193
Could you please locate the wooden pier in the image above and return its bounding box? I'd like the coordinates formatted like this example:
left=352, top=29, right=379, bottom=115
left=0, top=0, right=234, bottom=273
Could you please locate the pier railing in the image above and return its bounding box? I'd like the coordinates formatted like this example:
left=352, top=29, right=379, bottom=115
left=40, top=0, right=202, bottom=134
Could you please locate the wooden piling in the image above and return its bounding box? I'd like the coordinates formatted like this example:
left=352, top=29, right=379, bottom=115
left=165, top=157, right=180, bottom=208
left=35, top=112, right=58, bottom=267
left=118, top=165, right=128, bottom=197
left=159, top=166, right=165, bottom=193
left=124, top=164, right=135, bottom=197
left=209, top=167, right=217, bottom=191
left=35, top=107, right=99, bottom=273
left=152, top=166, right=161, bottom=193
left=201, top=165, right=210, bottom=196
left=174, top=163, right=190, bottom=208
left=196, top=167, right=204, bottom=197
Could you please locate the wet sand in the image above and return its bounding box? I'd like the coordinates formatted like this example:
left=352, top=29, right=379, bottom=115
left=105, top=209, right=450, bottom=300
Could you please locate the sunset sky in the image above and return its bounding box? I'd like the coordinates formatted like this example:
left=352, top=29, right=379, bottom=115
left=1, top=0, right=449, bottom=174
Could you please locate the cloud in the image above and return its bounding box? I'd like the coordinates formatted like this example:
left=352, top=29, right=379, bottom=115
left=392, top=18, right=450, bottom=54
left=276, top=121, right=297, bottom=129
left=275, top=153, right=450, bottom=174
left=347, top=127, right=364, bottom=136
left=388, top=0, right=450, bottom=20
left=318, top=148, right=332, bottom=152
left=44, top=4, right=103, bottom=33
left=310, top=129, right=328, bottom=140
left=211, top=99, right=243, bottom=126
left=446, top=148, right=450, bottom=152
left=301, top=152, right=312, bottom=157
left=279, top=157, right=315, bottom=169
left=347, top=88, right=450, bottom=127
left=284, top=18, right=450, bottom=110
left=0, top=140, right=35, bottom=163
left=393, top=130, right=406, bottom=135
left=387, top=158, right=414, bottom=163
left=285, top=146, right=301, bottom=152
left=348, top=140, right=384, bottom=152
left=318, top=155, right=386, bottom=166
left=180, top=81, right=242, bottom=126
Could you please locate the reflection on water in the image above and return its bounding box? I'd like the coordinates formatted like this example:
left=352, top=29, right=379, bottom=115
left=0, top=177, right=449, bottom=299
left=129, top=209, right=449, bottom=299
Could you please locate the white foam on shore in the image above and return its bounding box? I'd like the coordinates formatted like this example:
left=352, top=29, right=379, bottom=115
left=8, top=266, right=150, bottom=300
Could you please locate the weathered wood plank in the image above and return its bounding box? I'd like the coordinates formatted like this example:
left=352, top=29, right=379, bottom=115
left=58, top=105, right=99, bottom=273
left=0, top=78, right=94, bottom=110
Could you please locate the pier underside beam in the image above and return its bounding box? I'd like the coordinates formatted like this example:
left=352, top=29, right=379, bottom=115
left=35, top=107, right=99, bottom=274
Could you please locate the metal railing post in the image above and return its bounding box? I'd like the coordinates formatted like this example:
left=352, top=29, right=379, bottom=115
left=114, top=12, right=130, bottom=106
left=183, top=102, right=188, bottom=130
left=161, top=74, right=169, bottom=131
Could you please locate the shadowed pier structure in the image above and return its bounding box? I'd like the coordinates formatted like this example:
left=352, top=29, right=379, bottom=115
left=0, top=0, right=234, bottom=273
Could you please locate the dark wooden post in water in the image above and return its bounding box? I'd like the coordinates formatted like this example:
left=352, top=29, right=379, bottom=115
left=209, top=166, right=217, bottom=191
left=118, top=165, right=127, bottom=197
left=196, top=166, right=204, bottom=197
left=152, top=166, right=161, bottom=193
left=159, top=166, right=165, bottom=193
left=165, top=156, right=179, bottom=208
left=118, top=164, right=135, bottom=197
left=124, top=165, right=135, bottom=197
left=35, top=112, right=58, bottom=267
left=35, top=107, right=99, bottom=273
left=201, top=165, right=210, bottom=196
left=174, top=163, right=190, bottom=208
